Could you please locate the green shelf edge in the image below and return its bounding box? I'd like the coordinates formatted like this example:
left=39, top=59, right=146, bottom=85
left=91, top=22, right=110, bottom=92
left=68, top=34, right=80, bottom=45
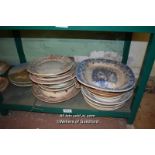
left=0, top=103, right=130, bottom=118
left=0, top=26, right=155, bottom=33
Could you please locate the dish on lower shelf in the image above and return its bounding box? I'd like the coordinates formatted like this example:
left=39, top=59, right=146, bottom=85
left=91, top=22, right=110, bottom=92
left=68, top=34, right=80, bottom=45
left=81, top=86, right=133, bottom=105
left=8, top=63, right=32, bottom=87
left=0, top=77, right=9, bottom=92
left=27, top=55, right=74, bottom=77
left=76, top=58, right=136, bottom=92
left=32, top=83, right=80, bottom=103
left=0, top=61, right=10, bottom=75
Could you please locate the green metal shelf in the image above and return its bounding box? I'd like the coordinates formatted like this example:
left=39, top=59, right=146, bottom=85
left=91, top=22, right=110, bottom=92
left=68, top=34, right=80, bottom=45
left=0, top=26, right=155, bottom=124
left=0, top=84, right=131, bottom=118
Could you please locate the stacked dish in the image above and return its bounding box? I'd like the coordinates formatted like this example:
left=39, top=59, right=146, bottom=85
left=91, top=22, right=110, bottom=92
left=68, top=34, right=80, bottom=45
left=8, top=63, right=32, bottom=87
left=0, top=77, right=9, bottom=92
left=0, top=61, right=10, bottom=75
left=27, top=55, right=80, bottom=103
left=76, top=58, right=136, bottom=111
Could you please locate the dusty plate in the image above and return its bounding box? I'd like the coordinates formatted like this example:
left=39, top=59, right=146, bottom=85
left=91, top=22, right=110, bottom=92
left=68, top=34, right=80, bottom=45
left=32, top=84, right=80, bottom=103
left=8, top=63, right=32, bottom=86
left=39, top=79, right=75, bottom=91
left=29, top=73, right=75, bottom=84
left=27, top=55, right=74, bottom=77
left=0, top=77, right=9, bottom=92
left=76, top=59, right=135, bottom=92
left=86, top=87, right=122, bottom=97
left=83, top=95, right=125, bottom=111
left=29, top=63, right=76, bottom=82
left=81, top=86, right=133, bottom=105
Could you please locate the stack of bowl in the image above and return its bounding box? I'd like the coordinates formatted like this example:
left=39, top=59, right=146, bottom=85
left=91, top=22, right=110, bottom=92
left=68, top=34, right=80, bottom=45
left=76, top=58, right=136, bottom=111
left=27, top=55, right=80, bottom=103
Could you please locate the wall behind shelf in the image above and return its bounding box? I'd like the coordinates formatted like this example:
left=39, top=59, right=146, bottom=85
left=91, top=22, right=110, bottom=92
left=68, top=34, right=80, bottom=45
left=0, top=31, right=154, bottom=77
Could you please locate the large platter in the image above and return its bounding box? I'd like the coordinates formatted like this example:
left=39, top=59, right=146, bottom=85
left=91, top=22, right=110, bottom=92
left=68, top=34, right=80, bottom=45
left=76, top=59, right=135, bottom=92
left=32, top=84, right=80, bottom=103
left=27, top=55, right=74, bottom=77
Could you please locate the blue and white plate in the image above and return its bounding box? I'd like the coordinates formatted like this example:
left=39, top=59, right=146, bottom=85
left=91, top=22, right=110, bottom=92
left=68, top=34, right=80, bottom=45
left=76, top=59, right=135, bottom=92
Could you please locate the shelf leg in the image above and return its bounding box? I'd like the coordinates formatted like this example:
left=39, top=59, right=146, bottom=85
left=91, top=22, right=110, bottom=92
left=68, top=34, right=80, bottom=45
left=0, top=93, right=9, bottom=116
left=122, top=33, right=132, bottom=64
left=12, top=31, right=27, bottom=63
left=128, top=33, right=155, bottom=124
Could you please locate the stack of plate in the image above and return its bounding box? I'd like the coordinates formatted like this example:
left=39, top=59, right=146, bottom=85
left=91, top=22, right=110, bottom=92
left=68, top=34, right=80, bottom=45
left=0, top=61, right=10, bottom=75
left=8, top=63, right=32, bottom=87
left=27, top=55, right=80, bottom=103
left=76, top=58, right=136, bottom=111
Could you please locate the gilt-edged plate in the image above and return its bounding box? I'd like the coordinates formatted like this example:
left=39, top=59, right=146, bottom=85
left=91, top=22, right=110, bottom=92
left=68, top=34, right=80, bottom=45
left=76, top=59, right=136, bottom=92
left=8, top=63, right=32, bottom=86
left=32, top=84, right=80, bottom=104
left=81, top=86, right=133, bottom=105
left=27, top=55, right=74, bottom=77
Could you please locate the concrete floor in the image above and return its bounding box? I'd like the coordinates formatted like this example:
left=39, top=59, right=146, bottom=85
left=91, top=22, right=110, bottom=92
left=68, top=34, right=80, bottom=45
left=0, top=92, right=154, bottom=129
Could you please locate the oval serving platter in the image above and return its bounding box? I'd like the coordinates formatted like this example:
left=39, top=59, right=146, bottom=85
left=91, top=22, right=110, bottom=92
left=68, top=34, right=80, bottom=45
left=76, top=59, right=136, bottom=92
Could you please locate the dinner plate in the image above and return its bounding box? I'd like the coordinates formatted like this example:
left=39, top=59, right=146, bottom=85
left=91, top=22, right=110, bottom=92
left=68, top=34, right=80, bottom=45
left=27, top=55, right=74, bottom=77
left=81, top=86, right=133, bottom=105
left=29, top=63, right=76, bottom=82
left=29, top=73, right=75, bottom=84
left=76, top=59, right=135, bottom=92
left=86, top=87, right=122, bottom=97
left=32, top=84, right=80, bottom=103
left=83, top=95, right=125, bottom=111
left=81, top=87, right=133, bottom=102
left=0, top=77, right=9, bottom=92
left=39, top=79, right=75, bottom=91
left=8, top=63, right=31, bottom=85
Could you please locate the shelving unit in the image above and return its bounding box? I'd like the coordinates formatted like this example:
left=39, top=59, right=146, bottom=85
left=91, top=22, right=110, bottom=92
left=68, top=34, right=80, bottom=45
left=0, top=26, right=155, bottom=124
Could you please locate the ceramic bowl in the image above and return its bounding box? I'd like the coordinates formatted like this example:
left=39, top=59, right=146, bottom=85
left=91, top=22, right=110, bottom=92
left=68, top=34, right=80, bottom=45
left=76, top=58, right=136, bottom=92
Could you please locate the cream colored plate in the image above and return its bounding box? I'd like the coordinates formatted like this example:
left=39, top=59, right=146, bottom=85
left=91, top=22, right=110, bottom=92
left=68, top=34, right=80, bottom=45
left=32, top=84, right=80, bottom=103
left=39, top=80, right=75, bottom=91
left=8, top=63, right=31, bottom=85
left=27, top=55, right=74, bottom=77
left=83, top=95, right=125, bottom=111
left=29, top=73, right=75, bottom=84
left=81, top=86, right=133, bottom=105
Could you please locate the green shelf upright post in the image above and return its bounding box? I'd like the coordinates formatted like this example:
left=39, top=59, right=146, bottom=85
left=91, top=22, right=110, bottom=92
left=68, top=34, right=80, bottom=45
left=122, top=33, right=132, bottom=64
left=12, top=31, right=27, bottom=63
left=128, top=33, right=155, bottom=124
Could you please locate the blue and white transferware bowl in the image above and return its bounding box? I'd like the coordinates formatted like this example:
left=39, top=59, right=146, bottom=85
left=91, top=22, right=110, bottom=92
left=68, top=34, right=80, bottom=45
left=76, top=59, right=135, bottom=92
